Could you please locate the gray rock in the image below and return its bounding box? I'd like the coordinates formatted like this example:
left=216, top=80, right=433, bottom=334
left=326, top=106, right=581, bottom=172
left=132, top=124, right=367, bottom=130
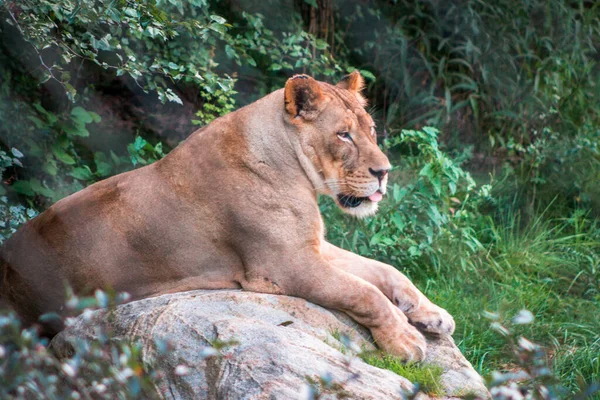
left=51, top=290, right=490, bottom=399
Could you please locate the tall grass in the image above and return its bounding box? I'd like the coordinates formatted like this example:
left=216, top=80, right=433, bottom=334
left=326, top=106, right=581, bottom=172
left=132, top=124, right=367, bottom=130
left=423, top=207, right=600, bottom=393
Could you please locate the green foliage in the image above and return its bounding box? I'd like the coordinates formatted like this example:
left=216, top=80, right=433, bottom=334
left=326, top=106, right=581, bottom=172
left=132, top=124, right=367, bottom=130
left=485, top=309, right=600, bottom=400
left=0, top=150, right=37, bottom=243
left=0, top=287, right=231, bottom=399
left=127, top=136, right=165, bottom=167
left=0, top=0, right=344, bottom=209
left=0, top=291, right=162, bottom=399
left=0, top=197, right=37, bottom=244
left=496, top=125, right=600, bottom=216
left=360, top=353, right=444, bottom=396
left=324, top=129, right=599, bottom=395
left=3, top=0, right=234, bottom=104
left=12, top=102, right=102, bottom=202
left=339, top=0, right=600, bottom=149
left=323, top=127, right=488, bottom=274
left=0, top=96, right=166, bottom=207
left=429, top=208, right=600, bottom=395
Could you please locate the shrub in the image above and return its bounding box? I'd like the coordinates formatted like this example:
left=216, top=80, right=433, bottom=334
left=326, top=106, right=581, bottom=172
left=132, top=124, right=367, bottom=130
left=322, top=127, right=491, bottom=277
left=0, top=290, right=162, bottom=399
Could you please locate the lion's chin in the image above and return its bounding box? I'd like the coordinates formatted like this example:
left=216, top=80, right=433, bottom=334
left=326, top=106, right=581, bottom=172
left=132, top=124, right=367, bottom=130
left=335, top=193, right=380, bottom=219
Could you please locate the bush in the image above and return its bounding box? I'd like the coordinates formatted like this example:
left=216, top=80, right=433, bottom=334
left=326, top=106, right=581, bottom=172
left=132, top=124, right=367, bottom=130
left=322, top=127, right=490, bottom=277
left=0, top=290, right=162, bottom=399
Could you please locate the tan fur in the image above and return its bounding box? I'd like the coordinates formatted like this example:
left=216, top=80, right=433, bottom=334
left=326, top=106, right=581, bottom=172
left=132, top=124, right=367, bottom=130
left=0, top=73, right=454, bottom=360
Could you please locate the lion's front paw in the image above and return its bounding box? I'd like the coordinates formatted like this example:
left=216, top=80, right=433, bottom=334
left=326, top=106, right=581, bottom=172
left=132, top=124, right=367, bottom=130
left=373, top=312, right=428, bottom=362
left=407, top=305, right=455, bottom=335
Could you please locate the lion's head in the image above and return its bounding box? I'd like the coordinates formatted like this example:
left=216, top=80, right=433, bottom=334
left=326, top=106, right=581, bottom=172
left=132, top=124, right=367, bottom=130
left=283, top=71, right=391, bottom=218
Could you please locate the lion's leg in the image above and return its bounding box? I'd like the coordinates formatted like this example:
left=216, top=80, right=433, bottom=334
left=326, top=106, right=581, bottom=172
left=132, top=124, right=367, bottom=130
left=322, top=242, right=455, bottom=335
left=242, top=259, right=427, bottom=362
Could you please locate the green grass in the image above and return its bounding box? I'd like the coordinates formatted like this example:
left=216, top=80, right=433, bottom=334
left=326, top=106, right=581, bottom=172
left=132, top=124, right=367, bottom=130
left=325, top=181, right=600, bottom=396
left=360, top=352, right=444, bottom=396
left=418, top=209, right=600, bottom=394
left=327, top=329, right=445, bottom=396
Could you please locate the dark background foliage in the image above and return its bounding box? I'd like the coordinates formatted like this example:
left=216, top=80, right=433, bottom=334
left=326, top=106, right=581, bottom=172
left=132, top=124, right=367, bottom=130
left=0, top=0, right=599, bottom=398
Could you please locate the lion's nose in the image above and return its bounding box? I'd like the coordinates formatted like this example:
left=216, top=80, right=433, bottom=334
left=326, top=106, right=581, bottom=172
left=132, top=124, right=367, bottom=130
left=369, top=167, right=390, bottom=181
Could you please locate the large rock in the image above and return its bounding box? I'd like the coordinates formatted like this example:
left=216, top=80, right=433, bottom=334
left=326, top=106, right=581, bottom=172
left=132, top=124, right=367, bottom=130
left=51, top=290, right=489, bottom=399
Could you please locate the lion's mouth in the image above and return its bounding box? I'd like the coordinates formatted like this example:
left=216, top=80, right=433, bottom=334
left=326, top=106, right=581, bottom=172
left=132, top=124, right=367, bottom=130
left=337, top=194, right=366, bottom=208
left=337, top=191, right=383, bottom=208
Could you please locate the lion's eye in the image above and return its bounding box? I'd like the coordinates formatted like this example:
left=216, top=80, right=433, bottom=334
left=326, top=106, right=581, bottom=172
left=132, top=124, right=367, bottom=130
left=337, top=132, right=353, bottom=143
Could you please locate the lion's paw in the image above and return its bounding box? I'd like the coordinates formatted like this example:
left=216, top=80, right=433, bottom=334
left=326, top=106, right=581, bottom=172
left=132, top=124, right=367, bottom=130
left=407, top=305, right=455, bottom=335
left=373, top=315, right=428, bottom=362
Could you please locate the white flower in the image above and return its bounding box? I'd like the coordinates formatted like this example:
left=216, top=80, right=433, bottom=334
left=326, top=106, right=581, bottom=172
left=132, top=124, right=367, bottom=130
left=62, top=363, right=76, bottom=377
left=119, top=353, right=129, bottom=365
left=115, top=367, right=134, bottom=382
left=82, top=308, right=94, bottom=321
left=66, top=297, right=79, bottom=309
left=95, top=290, right=108, bottom=307
left=482, top=310, right=500, bottom=320
left=490, top=383, right=524, bottom=400
left=490, top=322, right=510, bottom=336
left=199, top=347, right=219, bottom=358
left=513, top=309, right=534, bottom=325
left=174, top=365, right=189, bottom=376
left=517, top=336, right=536, bottom=351
left=93, top=383, right=107, bottom=393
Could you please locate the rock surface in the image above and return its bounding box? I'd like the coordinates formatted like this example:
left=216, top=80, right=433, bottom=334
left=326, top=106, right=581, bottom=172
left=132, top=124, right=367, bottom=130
left=51, top=290, right=490, bottom=399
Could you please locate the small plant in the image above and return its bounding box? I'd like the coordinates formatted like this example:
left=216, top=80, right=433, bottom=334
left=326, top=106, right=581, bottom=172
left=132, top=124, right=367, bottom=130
left=360, top=352, right=444, bottom=396
left=0, top=290, right=161, bottom=399
left=485, top=309, right=600, bottom=400
left=0, top=288, right=224, bottom=399
left=323, top=330, right=444, bottom=397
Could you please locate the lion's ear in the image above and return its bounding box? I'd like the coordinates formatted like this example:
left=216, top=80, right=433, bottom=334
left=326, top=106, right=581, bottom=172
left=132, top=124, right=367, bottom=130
left=336, top=70, right=365, bottom=93
left=284, top=75, right=325, bottom=120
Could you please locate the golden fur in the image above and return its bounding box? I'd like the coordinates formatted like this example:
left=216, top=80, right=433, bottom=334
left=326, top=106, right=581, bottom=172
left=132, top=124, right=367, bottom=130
left=0, top=72, right=454, bottom=360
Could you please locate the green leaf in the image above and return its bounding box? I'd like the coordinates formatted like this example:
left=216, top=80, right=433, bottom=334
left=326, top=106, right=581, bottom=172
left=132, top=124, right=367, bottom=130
left=94, top=153, right=113, bottom=177
left=133, top=136, right=147, bottom=152
left=65, top=83, right=77, bottom=102
left=449, top=181, right=457, bottom=195
left=69, top=166, right=93, bottom=181
left=304, top=0, right=318, bottom=7
left=124, top=8, right=139, bottom=18
left=225, top=45, right=236, bottom=59
left=43, top=160, right=58, bottom=176
left=29, top=179, right=54, bottom=198
left=11, top=181, right=34, bottom=196
left=392, top=213, right=406, bottom=231
left=52, top=146, right=76, bottom=165
left=359, top=69, right=376, bottom=81
left=71, top=107, right=98, bottom=125
left=315, top=39, right=328, bottom=50
left=63, top=122, right=90, bottom=137
left=370, top=232, right=383, bottom=246
left=210, top=15, right=227, bottom=24
left=164, top=88, right=183, bottom=105
left=27, top=116, right=45, bottom=129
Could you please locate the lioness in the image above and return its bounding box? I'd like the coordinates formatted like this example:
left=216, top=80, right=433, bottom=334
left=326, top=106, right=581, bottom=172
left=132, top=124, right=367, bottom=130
left=0, top=72, right=454, bottom=360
